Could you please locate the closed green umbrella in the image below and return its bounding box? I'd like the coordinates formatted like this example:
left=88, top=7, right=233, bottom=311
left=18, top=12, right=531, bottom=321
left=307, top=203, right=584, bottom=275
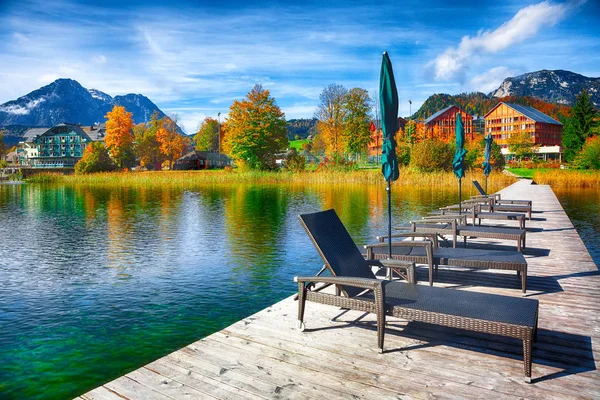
left=380, top=52, right=399, bottom=264
left=483, top=133, right=493, bottom=194
left=452, top=113, right=468, bottom=214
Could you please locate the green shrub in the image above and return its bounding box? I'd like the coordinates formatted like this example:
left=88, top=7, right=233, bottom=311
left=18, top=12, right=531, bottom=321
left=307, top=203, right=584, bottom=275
left=574, top=136, right=600, bottom=169
left=283, top=148, right=306, bottom=172
left=75, top=142, right=116, bottom=174
left=410, top=139, right=453, bottom=172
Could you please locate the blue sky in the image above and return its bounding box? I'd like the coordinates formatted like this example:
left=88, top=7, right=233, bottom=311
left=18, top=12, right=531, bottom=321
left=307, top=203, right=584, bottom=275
left=0, top=0, right=599, bottom=133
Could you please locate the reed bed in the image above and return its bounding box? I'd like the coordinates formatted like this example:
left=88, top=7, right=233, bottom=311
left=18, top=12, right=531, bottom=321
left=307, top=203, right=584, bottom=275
left=533, top=169, right=600, bottom=188
left=27, top=169, right=516, bottom=192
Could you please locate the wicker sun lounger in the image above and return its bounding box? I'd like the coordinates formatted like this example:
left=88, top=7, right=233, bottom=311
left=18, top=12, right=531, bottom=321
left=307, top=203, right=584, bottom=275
left=472, top=180, right=533, bottom=207
left=295, top=209, right=539, bottom=381
left=426, top=210, right=527, bottom=229
left=364, top=232, right=528, bottom=294
left=397, top=219, right=527, bottom=251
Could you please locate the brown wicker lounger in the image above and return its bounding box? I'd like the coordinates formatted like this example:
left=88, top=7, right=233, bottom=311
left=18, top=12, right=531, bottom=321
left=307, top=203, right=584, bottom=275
left=397, top=219, right=527, bottom=251
left=295, top=209, right=539, bottom=381
left=472, top=180, right=533, bottom=207
left=365, top=233, right=528, bottom=294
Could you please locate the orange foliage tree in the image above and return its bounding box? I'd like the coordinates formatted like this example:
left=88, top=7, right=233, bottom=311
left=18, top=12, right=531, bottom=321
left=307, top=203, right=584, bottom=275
left=105, top=105, right=135, bottom=169
left=156, top=116, right=189, bottom=169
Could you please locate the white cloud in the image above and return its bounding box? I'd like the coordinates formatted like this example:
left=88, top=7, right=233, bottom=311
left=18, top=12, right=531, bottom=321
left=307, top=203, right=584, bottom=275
left=430, top=1, right=580, bottom=81
left=469, top=66, right=519, bottom=93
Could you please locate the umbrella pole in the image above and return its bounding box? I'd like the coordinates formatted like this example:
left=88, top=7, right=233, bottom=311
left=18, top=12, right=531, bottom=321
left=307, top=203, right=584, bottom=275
left=387, top=177, right=392, bottom=280
left=458, top=178, right=462, bottom=215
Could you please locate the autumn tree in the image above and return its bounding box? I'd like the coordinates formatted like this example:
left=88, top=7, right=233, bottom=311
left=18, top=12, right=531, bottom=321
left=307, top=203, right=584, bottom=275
left=507, top=132, right=537, bottom=161
left=156, top=116, right=189, bottom=169
left=343, top=88, right=372, bottom=154
left=135, top=112, right=164, bottom=170
left=194, top=117, right=220, bottom=151
left=105, top=105, right=135, bottom=169
left=404, top=120, right=417, bottom=145
left=221, top=84, right=288, bottom=170
left=562, top=90, right=599, bottom=163
left=75, top=142, right=115, bottom=174
left=315, top=84, right=348, bottom=160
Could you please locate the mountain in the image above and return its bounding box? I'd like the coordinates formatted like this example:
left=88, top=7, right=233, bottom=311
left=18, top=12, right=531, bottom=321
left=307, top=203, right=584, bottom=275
left=0, top=78, right=171, bottom=129
left=286, top=118, right=317, bottom=140
left=490, top=70, right=600, bottom=107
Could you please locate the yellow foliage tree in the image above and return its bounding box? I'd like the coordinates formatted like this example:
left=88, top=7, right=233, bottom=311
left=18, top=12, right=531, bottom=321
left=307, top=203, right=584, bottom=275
left=156, top=117, right=189, bottom=169
left=105, top=105, right=135, bottom=169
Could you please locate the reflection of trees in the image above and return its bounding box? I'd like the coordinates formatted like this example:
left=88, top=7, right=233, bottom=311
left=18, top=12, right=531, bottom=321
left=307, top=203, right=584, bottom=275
left=319, top=185, right=371, bottom=242
left=223, top=185, right=289, bottom=287
left=106, top=189, right=134, bottom=269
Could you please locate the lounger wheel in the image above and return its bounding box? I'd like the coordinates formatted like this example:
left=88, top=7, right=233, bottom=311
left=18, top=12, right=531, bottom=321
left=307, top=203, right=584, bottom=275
left=297, top=321, right=305, bottom=331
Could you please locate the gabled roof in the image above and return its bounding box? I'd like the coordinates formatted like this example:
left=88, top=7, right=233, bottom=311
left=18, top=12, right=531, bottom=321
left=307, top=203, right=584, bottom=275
left=424, top=105, right=456, bottom=124
left=485, top=103, right=562, bottom=125
left=22, top=127, right=50, bottom=143
left=40, top=123, right=94, bottom=141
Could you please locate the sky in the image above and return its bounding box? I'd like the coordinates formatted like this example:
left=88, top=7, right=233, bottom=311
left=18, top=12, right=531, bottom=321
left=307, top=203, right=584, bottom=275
left=0, top=0, right=599, bottom=134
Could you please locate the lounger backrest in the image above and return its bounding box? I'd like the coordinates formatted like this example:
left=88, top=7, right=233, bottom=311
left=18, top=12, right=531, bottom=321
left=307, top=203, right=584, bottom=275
left=472, top=180, right=486, bottom=195
left=299, top=209, right=376, bottom=298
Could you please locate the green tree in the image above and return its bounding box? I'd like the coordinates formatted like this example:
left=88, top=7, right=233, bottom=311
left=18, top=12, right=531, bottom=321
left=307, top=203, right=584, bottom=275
left=404, top=120, right=417, bottom=145
left=222, top=84, right=288, bottom=170
left=574, top=136, right=600, bottom=169
left=507, top=132, right=537, bottom=161
left=562, top=90, right=599, bottom=162
left=135, top=112, right=164, bottom=170
left=315, top=84, right=347, bottom=160
left=343, top=88, right=372, bottom=154
left=283, top=148, right=306, bottom=172
left=75, top=142, right=116, bottom=174
left=194, top=117, right=220, bottom=151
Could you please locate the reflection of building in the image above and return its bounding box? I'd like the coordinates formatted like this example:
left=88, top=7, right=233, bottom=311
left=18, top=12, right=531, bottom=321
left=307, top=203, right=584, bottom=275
left=19, top=123, right=106, bottom=167
left=368, top=117, right=407, bottom=157
left=424, top=105, right=474, bottom=141
left=174, top=150, right=231, bottom=170
left=484, top=102, right=563, bottom=160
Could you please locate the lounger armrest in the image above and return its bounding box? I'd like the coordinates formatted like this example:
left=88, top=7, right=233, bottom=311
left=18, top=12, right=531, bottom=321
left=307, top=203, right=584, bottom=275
left=294, top=276, right=382, bottom=291
left=374, top=232, right=437, bottom=244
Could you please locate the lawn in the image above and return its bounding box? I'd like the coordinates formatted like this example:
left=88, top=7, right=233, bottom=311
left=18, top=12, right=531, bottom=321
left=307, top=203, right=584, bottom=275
left=289, top=139, right=310, bottom=150
left=506, top=168, right=547, bottom=179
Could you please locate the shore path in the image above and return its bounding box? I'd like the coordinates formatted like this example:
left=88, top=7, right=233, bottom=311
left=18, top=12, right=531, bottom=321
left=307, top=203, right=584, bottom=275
left=79, top=179, right=599, bottom=399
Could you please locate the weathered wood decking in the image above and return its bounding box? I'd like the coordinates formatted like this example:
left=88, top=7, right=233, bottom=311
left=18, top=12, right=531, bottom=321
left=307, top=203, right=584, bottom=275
left=78, top=180, right=599, bottom=399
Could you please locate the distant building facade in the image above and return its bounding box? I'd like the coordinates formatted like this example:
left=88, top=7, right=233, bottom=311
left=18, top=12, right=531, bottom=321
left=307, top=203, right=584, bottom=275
left=368, top=117, right=407, bottom=157
left=424, top=105, right=474, bottom=141
left=16, top=123, right=108, bottom=168
left=484, top=103, right=563, bottom=160
left=174, top=150, right=230, bottom=170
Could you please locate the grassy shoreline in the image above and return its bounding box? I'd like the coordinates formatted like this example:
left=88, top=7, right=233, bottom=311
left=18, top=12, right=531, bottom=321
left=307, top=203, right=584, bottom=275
left=26, top=169, right=517, bottom=192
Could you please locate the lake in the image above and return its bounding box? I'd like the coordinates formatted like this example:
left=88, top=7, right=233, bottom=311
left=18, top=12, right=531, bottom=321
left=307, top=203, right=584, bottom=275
left=0, top=182, right=597, bottom=399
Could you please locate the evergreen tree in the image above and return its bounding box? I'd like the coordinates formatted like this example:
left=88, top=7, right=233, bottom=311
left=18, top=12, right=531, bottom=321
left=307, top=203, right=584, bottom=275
left=194, top=117, right=220, bottom=151
left=562, top=90, right=599, bottom=162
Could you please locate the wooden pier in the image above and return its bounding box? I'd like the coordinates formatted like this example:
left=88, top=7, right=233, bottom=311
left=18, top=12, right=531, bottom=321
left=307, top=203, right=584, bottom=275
left=79, top=180, right=599, bottom=399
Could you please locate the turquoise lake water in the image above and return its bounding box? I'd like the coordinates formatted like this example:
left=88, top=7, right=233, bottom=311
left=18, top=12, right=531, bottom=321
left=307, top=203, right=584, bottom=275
left=0, top=182, right=597, bottom=399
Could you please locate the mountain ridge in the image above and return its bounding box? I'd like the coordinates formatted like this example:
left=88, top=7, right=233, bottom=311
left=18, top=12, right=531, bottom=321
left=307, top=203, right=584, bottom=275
left=0, top=78, right=171, bottom=130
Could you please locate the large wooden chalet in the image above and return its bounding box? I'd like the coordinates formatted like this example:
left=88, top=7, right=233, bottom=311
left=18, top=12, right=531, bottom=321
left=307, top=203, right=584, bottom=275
left=424, top=105, right=474, bottom=141
left=484, top=102, right=563, bottom=160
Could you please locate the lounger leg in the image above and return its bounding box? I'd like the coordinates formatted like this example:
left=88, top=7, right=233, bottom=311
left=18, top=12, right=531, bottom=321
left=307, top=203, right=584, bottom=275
left=523, top=336, right=533, bottom=382
left=522, top=268, right=527, bottom=295
left=407, top=263, right=416, bottom=284
left=297, top=282, right=307, bottom=331
left=429, top=264, right=433, bottom=286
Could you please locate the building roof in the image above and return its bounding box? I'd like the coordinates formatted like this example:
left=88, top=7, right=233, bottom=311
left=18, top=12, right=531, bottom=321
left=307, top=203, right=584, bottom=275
left=85, top=123, right=107, bottom=142
left=504, top=103, right=562, bottom=125
left=485, top=102, right=562, bottom=125
left=177, top=150, right=230, bottom=163
left=22, top=127, right=50, bottom=143
left=424, top=105, right=456, bottom=124
left=39, top=123, right=94, bottom=142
